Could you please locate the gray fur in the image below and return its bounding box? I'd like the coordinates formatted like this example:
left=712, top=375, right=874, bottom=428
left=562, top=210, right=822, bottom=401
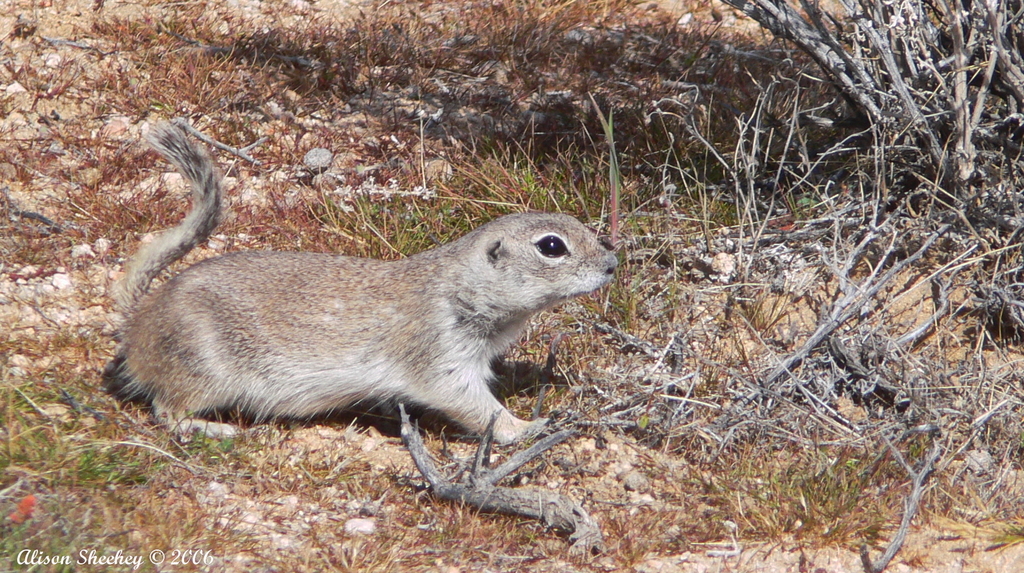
left=113, top=123, right=223, bottom=315
left=107, top=123, right=618, bottom=443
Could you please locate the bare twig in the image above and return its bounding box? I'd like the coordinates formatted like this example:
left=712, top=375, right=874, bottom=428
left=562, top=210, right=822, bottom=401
left=594, top=321, right=660, bottom=357
left=159, top=27, right=318, bottom=68
left=721, top=0, right=882, bottom=120
left=108, top=441, right=202, bottom=475
left=170, top=118, right=266, bottom=165
left=43, top=36, right=113, bottom=56
left=894, top=271, right=956, bottom=347
left=763, top=224, right=950, bottom=388
left=0, top=478, right=26, bottom=501
left=532, top=334, right=565, bottom=421
left=470, top=412, right=497, bottom=480
left=588, top=94, right=620, bottom=247
left=59, top=389, right=107, bottom=421
left=985, top=1, right=1024, bottom=105
left=399, top=405, right=603, bottom=554
left=3, top=187, right=64, bottom=235
left=860, top=439, right=943, bottom=573
left=720, top=0, right=1024, bottom=195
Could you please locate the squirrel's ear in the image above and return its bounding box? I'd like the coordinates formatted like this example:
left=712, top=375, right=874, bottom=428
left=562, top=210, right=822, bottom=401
left=487, top=240, right=504, bottom=264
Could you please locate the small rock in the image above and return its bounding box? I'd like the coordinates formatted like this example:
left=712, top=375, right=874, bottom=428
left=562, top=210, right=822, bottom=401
left=44, top=53, right=62, bottom=68
left=207, top=481, right=230, bottom=499
left=965, top=449, right=995, bottom=474
left=40, top=403, right=71, bottom=420
left=621, top=470, right=650, bottom=493
left=265, top=101, right=286, bottom=119
left=564, top=28, right=593, bottom=45
left=269, top=533, right=296, bottom=549
left=51, top=273, right=72, bottom=290
left=78, top=167, right=102, bottom=188
left=5, top=82, right=27, bottom=95
left=629, top=493, right=655, bottom=506
left=711, top=252, right=736, bottom=276
left=344, top=518, right=376, bottom=535
left=207, top=235, right=226, bottom=251
left=71, top=244, right=95, bottom=259
left=303, top=148, right=333, bottom=174
left=160, top=172, right=185, bottom=191
left=16, top=265, right=38, bottom=277
left=0, top=163, right=17, bottom=180
left=423, top=158, right=452, bottom=182
left=100, top=116, right=131, bottom=139
left=93, top=238, right=112, bottom=255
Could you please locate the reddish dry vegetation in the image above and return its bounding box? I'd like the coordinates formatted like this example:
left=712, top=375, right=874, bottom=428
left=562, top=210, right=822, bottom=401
left=2, top=0, right=1023, bottom=571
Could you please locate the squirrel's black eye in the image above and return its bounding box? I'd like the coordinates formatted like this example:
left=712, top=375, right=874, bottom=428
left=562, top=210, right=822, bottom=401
left=536, top=235, right=568, bottom=258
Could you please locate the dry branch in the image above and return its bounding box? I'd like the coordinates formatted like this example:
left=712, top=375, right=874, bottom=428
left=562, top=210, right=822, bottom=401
left=763, top=223, right=950, bottom=388
left=860, top=439, right=943, bottom=573
left=721, top=0, right=882, bottom=121
left=3, top=186, right=64, bottom=235
left=399, top=405, right=604, bottom=555
left=894, top=272, right=956, bottom=348
left=719, top=0, right=1024, bottom=194
left=170, top=118, right=266, bottom=165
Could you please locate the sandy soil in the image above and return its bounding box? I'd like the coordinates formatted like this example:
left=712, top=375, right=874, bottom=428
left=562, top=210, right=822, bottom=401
left=3, top=0, right=1023, bottom=571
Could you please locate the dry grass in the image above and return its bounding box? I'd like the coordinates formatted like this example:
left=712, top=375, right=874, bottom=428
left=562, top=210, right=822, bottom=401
left=3, top=0, right=1024, bottom=571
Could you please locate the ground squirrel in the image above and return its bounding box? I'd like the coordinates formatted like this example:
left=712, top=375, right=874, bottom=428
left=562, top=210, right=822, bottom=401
left=104, top=123, right=618, bottom=444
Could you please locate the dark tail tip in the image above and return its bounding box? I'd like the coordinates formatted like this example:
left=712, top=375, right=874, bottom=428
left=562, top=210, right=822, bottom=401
left=102, top=353, right=149, bottom=404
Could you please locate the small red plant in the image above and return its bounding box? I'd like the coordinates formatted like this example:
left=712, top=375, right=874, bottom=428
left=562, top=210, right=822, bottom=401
left=8, top=494, right=37, bottom=524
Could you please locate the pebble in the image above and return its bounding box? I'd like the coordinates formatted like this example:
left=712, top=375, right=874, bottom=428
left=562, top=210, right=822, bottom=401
left=711, top=252, right=736, bottom=278
left=93, top=238, right=112, bottom=255
left=100, top=116, right=131, bottom=138
left=344, top=518, right=376, bottom=535
left=303, top=148, right=333, bottom=174
left=564, top=28, right=592, bottom=45
left=160, top=172, right=185, bottom=190
left=621, top=470, right=650, bottom=493
left=51, top=273, right=72, bottom=290
left=280, top=495, right=300, bottom=510
left=207, top=481, right=230, bottom=499
left=269, top=533, right=296, bottom=549
left=78, top=167, right=102, bottom=187
left=71, top=244, right=95, bottom=259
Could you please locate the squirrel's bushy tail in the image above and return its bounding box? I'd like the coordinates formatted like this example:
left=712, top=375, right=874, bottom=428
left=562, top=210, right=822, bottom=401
left=114, top=122, right=223, bottom=315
